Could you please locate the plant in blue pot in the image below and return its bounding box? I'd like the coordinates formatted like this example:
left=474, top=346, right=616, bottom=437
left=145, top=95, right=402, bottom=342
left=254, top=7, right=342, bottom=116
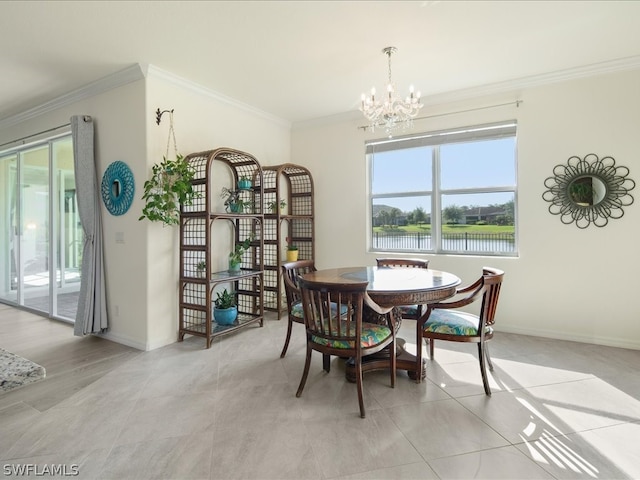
left=213, top=288, right=238, bottom=325
left=237, top=176, right=252, bottom=190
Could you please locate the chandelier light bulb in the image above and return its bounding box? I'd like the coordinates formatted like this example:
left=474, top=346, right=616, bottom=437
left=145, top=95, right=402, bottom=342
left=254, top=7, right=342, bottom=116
left=359, top=46, right=423, bottom=135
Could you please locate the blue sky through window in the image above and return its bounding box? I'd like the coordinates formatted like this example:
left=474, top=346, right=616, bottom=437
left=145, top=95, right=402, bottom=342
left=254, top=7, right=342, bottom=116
left=371, top=137, right=515, bottom=213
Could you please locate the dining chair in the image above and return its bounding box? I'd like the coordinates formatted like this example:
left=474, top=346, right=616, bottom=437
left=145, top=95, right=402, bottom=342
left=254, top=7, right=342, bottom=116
left=416, top=267, right=504, bottom=394
left=280, top=260, right=317, bottom=358
left=296, top=277, right=396, bottom=418
left=376, top=258, right=430, bottom=320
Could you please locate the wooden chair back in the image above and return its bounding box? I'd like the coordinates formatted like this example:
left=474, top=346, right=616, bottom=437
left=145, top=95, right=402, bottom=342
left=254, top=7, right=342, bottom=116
left=296, top=276, right=396, bottom=417
left=279, top=260, right=318, bottom=357
left=297, top=278, right=368, bottom=353
left=418, top=266, right=504, bottom=394
left=480, top=267, right=504, bottom=328
left=376, top=258, right=430, bottom=321
left=281, top=260, right=316, bottom=315
left=425, top=267, right=503, bottom=330
left=376, top=258, right=430, bottom=269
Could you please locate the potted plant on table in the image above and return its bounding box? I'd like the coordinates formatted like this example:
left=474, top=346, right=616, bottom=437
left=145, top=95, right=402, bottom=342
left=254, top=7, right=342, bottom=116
left=286, top=236, right=299, bottom=262
left=213, top=288, right=238, bottom=325
left=228, top=234, right=255, bottom=273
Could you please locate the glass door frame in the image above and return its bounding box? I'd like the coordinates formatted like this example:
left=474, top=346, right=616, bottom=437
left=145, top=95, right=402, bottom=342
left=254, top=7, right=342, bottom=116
left=0, top=131, right=79, bottom=322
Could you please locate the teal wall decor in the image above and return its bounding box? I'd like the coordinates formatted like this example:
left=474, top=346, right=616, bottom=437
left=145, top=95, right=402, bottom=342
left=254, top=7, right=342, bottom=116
left=101, top=161, right=135, bottom=216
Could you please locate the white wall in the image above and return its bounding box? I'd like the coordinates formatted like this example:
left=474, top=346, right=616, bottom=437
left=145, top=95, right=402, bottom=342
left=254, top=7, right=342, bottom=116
left=291, top=69, right=640, bottom=350
left=0, top=78, right=149, bottom=349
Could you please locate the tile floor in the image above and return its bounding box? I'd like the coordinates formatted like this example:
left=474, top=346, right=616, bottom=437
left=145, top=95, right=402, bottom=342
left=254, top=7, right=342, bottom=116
left=2, top=307, right=640, bottom=479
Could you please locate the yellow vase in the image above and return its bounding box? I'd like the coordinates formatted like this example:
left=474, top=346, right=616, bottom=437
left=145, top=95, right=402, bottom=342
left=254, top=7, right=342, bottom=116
left=286, top=249, right=299, bottom=262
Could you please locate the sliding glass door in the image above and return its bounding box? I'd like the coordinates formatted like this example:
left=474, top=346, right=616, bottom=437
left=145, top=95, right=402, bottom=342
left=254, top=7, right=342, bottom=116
left=0, top=135, right=81, bottom=321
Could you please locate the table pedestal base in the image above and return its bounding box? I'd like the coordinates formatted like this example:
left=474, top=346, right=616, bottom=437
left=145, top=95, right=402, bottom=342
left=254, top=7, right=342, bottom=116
left=345, top=338, right=425, bottom=383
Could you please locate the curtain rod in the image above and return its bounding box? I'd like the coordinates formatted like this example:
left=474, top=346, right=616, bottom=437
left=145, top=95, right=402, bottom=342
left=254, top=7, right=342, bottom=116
left=357, top=100, right=522, bottom=131
left=0, top=115, right=92, bottom=149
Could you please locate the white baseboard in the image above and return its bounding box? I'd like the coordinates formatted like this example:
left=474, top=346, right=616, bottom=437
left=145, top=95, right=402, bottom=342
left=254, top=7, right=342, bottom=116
left=498, top=325, right=640, bottom=351
left=96, top=330, right=146, bottom=351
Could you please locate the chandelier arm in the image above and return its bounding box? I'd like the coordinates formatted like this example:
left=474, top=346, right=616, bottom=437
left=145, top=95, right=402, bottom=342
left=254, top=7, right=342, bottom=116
left=360, top=46, right=422, bottom=136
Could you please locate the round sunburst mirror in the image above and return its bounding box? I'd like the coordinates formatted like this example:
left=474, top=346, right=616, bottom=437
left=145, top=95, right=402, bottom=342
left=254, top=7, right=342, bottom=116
left=542, top=153, right=635, bottom=229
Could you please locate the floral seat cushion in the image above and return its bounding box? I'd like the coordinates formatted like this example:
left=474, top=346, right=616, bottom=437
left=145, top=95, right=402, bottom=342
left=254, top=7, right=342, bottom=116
left=290, top=302, right=305, bottom=319
left=423, top=309, right=492, bottom=336
left=291, top=301, right=348, bottom=320
left=311, top=321, right=392, bottom=349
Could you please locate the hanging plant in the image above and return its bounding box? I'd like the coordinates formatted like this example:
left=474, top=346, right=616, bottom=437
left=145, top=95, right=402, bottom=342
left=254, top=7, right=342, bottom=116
left=139, top=110, right=199, bottom=226
left=139, top=154, right=197, bottom=226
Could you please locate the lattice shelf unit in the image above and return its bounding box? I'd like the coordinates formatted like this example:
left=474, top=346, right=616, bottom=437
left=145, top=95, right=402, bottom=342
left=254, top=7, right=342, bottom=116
left=178, top=148, right=264, bottom=348
left=262, top=163, right=314, bottom=318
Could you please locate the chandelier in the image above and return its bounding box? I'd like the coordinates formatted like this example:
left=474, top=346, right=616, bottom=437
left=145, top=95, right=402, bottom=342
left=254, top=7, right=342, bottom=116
left=360, top=46, right=423, bottom=135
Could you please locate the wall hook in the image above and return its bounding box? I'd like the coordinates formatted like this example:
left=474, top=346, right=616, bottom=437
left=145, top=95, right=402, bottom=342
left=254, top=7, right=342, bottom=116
left=155, top=108, right=174, bottom=125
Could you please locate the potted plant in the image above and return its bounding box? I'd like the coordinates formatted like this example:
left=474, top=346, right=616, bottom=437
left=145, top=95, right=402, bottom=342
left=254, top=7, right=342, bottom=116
left=228, top=234, right=255, bottom=272
left=195, top=260, right=206, bottom=278
left=139, top=154, right=199, bottom=226
left=220, top=187, right=253, bottom=213
left=213, top=288, right=238, bottom=325
left=267, top=199, right=286, bottom=214
left=286, top=236, right=299, bottom=262
left=237, top=176, right=252, bottom=190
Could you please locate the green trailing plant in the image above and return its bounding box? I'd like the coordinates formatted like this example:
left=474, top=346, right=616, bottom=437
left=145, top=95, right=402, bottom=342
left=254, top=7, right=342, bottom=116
left=195, top=260, right=206, bottom=271
left=229, top=233, right=255, bottom=270
left=267, top=199, right=286, bottom=213
left=139, top=154, right=198, bottom=226
left=214, top=289, right=236, bottom=309
left=220, top=187, right=253, bottom=213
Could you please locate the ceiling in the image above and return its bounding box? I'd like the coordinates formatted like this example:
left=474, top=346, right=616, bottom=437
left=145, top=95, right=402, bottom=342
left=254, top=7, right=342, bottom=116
left=2, top=1, right=640, bottom=126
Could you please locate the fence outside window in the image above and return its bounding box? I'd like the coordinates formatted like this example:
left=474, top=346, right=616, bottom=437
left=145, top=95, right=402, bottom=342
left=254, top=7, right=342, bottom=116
left=372, top=231, right=516, bottom=254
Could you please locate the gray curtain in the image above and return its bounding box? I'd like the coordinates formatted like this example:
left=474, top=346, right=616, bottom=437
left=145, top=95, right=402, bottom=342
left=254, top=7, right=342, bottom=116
left=72, top=115, right=108, bottom=335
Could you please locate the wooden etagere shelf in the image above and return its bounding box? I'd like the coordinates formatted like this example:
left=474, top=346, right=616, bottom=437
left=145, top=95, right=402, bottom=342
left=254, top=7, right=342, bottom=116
left=261, top=163, right=315, bottom=318
left=178, top=148, right=265, bottom=348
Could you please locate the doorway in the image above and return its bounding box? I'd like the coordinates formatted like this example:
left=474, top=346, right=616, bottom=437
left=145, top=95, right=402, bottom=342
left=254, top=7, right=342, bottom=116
left=0, top=134, right=81, bottom=321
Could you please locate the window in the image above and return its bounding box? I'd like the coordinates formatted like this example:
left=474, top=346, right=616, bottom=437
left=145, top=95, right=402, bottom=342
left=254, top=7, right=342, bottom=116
left=368, top=121, right=517, bottom=256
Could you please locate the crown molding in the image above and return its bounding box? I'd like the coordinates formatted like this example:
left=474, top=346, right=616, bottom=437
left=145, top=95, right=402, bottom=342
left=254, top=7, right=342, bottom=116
left=0, top=62, right=291, bottom=130
left=145, top=64, right=291, bottom=129
left=293, top=54, right=640, bottom=130
left=0, top=64, right=145, bottom=129
left=2, top=55, right=639, bottom=132
left=422, top=54, right=640, bottom=107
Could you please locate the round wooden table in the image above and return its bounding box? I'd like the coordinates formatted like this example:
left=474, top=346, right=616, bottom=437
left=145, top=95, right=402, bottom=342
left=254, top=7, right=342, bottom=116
left=300, top=266, right=461, bottom=381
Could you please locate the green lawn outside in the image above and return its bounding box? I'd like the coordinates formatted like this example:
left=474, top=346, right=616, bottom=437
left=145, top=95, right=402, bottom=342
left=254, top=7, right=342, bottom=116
left=373, top=224, right=515, bottom=234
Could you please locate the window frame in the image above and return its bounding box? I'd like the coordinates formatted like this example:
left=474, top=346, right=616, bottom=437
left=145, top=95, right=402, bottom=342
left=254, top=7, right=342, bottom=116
left=367, top=120, right=518, bottom=257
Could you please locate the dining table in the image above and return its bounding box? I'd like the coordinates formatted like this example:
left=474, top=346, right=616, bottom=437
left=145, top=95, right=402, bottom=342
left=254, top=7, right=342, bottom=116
left=300, top=265, right=461, bottom=381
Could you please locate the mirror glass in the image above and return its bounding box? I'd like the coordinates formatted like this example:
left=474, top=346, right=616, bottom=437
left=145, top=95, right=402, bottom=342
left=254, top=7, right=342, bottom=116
left=568, top=176, right=606, bottom=206
left=542, top=154, right=635, bottom=228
